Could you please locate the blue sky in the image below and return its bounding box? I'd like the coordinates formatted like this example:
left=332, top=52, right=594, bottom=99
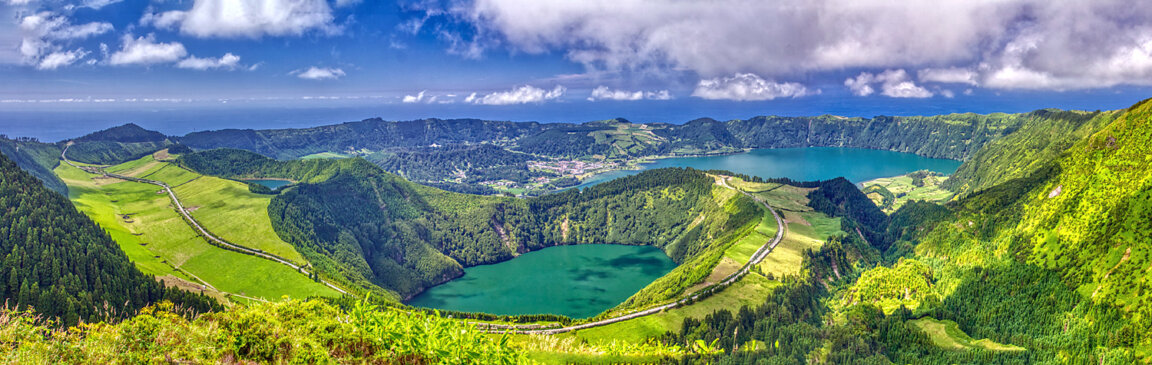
left=3, top=0, right=1152, bottom=136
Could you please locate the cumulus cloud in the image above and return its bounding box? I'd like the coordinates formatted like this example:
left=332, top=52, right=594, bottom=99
left=108, top=34, right=187, bottom=66
left=402, top=90, right=427, bottom=103
left=37, top=49, right=88, bottom=70
left=144, top=0, right=339, bottom=39
left=918, top=67, right=979, bottom=85
left=469, top=85, right=565, bottom=105
left=428, top=0, right=1152, bottom=90
left=845, top=69, right=933, bottom=98
left=587, top=86, right=672, bottom=101
left=140, top=8, right=187, bottom=29
left=18, top=12, right=112, bottom=67
left=293, top=66, right=345, bottom=80
left=691, top=73, right=813, bottom=101
left=176, top=53, right=241, bottom=70
left=81, top=0, right=122, bottom=9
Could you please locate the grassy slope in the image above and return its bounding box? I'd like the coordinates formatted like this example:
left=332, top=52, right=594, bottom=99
left=568, top=273, right=780, bottom=345
left=728, top=178, right=845, bottom=278
left=943, top=109, right=1118, bottom=196
left=861, top=174, right=954, bottom=213
left=909, top=317, right=1025, bottom=352
left=117, top=155, right=307, bottom=264
left=55, top=160, right=337, bottom=301
left=552, top=179, right=838, bottom=349
left=915, top=101, right=1152, bottom=311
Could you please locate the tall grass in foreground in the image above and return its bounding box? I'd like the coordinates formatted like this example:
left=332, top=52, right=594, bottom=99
left=0, top=299, right=521, bottom=364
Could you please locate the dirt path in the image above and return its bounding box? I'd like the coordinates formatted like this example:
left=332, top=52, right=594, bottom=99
left=62, top=146, right=350, bottom=297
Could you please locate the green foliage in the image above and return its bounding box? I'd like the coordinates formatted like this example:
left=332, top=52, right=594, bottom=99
left=851, top=258, right=940, bottom=313
left=0, top=152, right=219, bottom=326
left=944, top=109, right=1117, bottom=196
left=0, top=137, right=65, bottom=193
left=0, top=299, right=522, bottom=364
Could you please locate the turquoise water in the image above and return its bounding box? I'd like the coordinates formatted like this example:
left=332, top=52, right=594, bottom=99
left=407, top=244, right=677, bottom=319
left=408, top=147, right=962, bottom=317
left=247, top=179, right=292, bottom=190
left=575, top=147, right=962, bottom=189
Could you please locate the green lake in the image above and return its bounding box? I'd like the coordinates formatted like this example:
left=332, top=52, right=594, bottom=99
left=410, top=147, right=963, bottom=317
left=247, top=179, right=292, bottom=190
left=407, top=244, right=677, bottom=319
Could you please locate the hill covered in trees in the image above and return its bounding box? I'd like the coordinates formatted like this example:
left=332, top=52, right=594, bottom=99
left=181, top=149, right=760, bottom=304
left=0, top=152, right=218, bottom=326
left=665, top=99, right=1152, bottom=364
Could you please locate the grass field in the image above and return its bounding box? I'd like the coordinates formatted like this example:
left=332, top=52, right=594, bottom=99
left=909, top=317, right=1025, bottom=352
left=723, top=178, right=845, bottom=278
left=171, top=175, right=306, bottom=263
left=757, top=210, right=843, bottom=278
left=861, top=173, right=955, bottom=213
left=55, top=161, right=338, bottom=302
left=566, top=273, right=780, bottom=345
left=299, top=152, right=350, bottom=160
left=107, top=155, right=307, bottom=264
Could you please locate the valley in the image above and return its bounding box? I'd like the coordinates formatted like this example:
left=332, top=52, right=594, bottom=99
left=1, top=102, right=1150, bottom=363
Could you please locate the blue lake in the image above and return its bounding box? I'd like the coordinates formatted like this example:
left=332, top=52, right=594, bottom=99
left=576, top=147, right=963, bottom=189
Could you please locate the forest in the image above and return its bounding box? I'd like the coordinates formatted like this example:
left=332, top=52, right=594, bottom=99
left=0, top=153, right=219, bottom=327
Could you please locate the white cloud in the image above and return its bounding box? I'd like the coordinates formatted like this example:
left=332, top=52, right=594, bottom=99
left=81, top=0, right=122, bottom=9
left=176, top=53, right=241, bottom=70
left=918, top=67, right=979, bottom=85
left=18, top=12, right=112, bottom=67
left=108, top=34, right=188, bottom=66
left=691, top=73, right=813, bottom=101
left=145, top=0, right=339, bottom=39
left=431, top=0, right=1152, bottom=90
left=402, top=90, right=427, bottom=103
left=37, top=48, right=87, bottom=70
left=470, top=85, right=565, bottom=105
left=140, top=8, right=188, bottom=29
left=844, top=69, right=933, bottom=98
left=844, top=73, right=876, bottom=97
left=586, top=86, right=673, bottom=101
left=293, top=66, right=345, bottom=80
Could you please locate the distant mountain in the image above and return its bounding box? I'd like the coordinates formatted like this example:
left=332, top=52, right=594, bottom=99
left=74, top=123, right=168, bottom=143
left=59, top=123, right=173, bottom=165
left=175, top=113, right=1031, bottom=161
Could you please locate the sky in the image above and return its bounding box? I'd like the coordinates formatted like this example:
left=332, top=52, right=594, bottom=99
left=4, top=0, right=1152, bottom=139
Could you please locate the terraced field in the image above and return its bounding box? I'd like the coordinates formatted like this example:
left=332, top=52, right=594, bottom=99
left=55, top=155, right=338, bottom=302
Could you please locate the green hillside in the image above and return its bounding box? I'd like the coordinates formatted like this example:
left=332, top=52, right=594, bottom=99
left=180, top=149, right=761, bottom=307
left=55, top=154, right=339, bottom=303
left=0, top=152, right=218, bottom=326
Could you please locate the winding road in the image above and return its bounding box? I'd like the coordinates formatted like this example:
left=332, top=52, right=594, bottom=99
left=509, top=177, right=785, bottom=335
left=62, top=147, right=781, bottom=330
left=61, top=145, right=350, bottom=296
